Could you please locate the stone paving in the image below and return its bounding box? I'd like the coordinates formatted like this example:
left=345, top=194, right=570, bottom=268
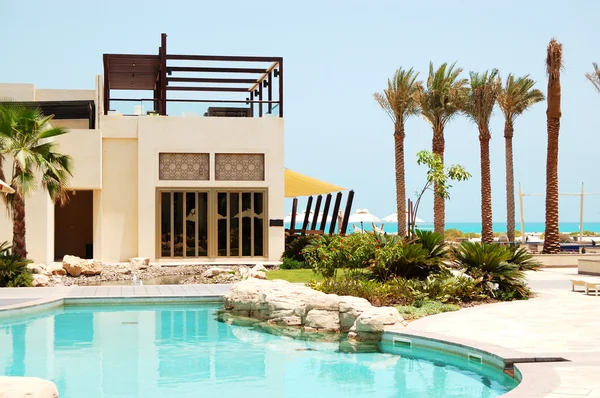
left=408, top=267, right=600, bottom=397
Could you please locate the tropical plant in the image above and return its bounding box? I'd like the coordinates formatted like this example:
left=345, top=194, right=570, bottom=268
left=0, top=241, right=33, bottom=287
left=497, top=75, right=545, bottom=243
left=452, top=241, right=529, bottom=299
left=414, top=229, right=448, bottom=263
left=0, top=103, right=73, bottom=258
left=585, top=63, right=600, bottom=93
left=280, top=257, right=310, bottom=270
left=464, top=70, right=501, bottom=244
left=506, top=245, right=542, bottom=271
left=542, top=39, right=563, bottom=254
left=374, top=68, right=421, bottom=236
left=282, top=235, right=314, bottom=262
left=416, top=62, right=469, bottom=234
left=411, top=150, right=471, bottom=234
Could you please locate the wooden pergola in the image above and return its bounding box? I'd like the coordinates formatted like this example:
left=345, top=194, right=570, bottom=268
left=103, top=33, right=283, bottom=117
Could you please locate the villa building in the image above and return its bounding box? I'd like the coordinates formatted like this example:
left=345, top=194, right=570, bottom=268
left=0, top=34, right=285, bottom=265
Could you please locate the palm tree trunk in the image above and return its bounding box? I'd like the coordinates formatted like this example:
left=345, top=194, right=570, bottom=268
left=479, top=126, right=494, bottom=243
left=543, top=39, right=562, bottom=254
left=394, top=124, right=407, bottom=236
left=543, top=117, right=560, bottom=253
left=432, top=127, right=445, bottom=234
left=11, top=190, right=27, bottom=258
left=504, top=120, right=516, bottom=243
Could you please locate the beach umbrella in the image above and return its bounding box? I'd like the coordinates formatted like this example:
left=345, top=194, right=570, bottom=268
left=382, top=212, right=425, bottom=223
left=284, top=212, right=301, bottom=223
left=349, top=209, right=381, bottom=232
left=0, top=178, right=14, bottom=194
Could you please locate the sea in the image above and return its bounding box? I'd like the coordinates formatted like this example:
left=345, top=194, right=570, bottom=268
left=285, top=221, right=600, bottom=234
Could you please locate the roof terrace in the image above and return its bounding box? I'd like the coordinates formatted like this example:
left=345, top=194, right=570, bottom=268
left=103, top=33, right=283, bottom=118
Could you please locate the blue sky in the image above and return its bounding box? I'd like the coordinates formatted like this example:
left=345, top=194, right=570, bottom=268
left=1, top=0, right=598, bottom=222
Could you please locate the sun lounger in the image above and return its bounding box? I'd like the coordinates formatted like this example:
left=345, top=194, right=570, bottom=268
left=570, top=278, right=600, bottom=295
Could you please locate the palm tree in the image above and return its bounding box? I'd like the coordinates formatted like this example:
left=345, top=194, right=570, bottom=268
left=464, top=69, right=501, bottom=244
left=542, top=39, right=562, bottom=254
left=497, top=75, right=544, bottom=243
left=585, top=63, right=600, bottom=92
left=0, top=103, right=73, bottom=258
left=416, top=62, right=468, bottom=234
left=374, top=68, right=420, bottom=236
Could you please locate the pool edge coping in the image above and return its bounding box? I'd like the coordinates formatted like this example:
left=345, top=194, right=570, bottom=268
left=384, top=329, right=562, bottom=397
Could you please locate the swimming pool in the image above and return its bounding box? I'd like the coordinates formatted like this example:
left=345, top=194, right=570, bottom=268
left=0, top=303, right=517, bottom=397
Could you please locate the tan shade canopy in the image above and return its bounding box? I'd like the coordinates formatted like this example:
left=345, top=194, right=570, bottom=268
left=0, top=178, right=14, bottom=194
left=284, top=169, right=346, bottom=198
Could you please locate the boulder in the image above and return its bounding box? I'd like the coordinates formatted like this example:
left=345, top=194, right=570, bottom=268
left=251, top=264, right=268, bottom=273
left=203, top=267, right=231, bottom=278
left=32, top=274, right=50, bottom=287
left=46, top=263, right=67, bottom=276
left=0, top=376, right=59, bottom=398
left=247, top=270, right=267, bottom=279
left=129, top=257, right=150, bottom=270
left=26, top=264, right=45, bottom=275
left=222, top=279, right=405, bottom=344
left=63, top=255, right=102, bottom=277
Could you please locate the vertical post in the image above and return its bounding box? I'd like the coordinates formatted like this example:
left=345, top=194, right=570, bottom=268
left=519, top=183, right=525, bottom=244
left=301, top=197, right=313, bottom=233
left=290, top=198, right=298, bottom=233
left=160, top=33, right=167, bottom=115
left=340, top=190, right=354, bottom=236
left=311, top=195, right=322, bottom=231
left=580, top=182, right=585, bottom=247
left=102, top=55, right=110, bottom=115
left=407, top=199, right=413, bottom=239
left=258, top=81, right=263, bottom=117
left=267, top=71, right=273, bottom=114
left=278, top=59, right=283, bottom=117
left=329, top=193, right=342, bottom=235
left=319, top=194, right=332, bottom=232
left=249, top=91, right=254, bottom=117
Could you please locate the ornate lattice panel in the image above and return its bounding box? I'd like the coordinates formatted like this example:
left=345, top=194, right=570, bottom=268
left=215, top=154, right=265, bottom=181
left=159, top=153, right=210, bottom=180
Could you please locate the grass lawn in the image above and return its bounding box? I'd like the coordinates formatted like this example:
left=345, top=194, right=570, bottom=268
left=266, top=269, right=323, bottom=283
left=396, top=301, right=460, bottom=321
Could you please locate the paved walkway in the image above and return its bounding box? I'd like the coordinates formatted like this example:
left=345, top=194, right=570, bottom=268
left=408, top=268, right=600, bottom=397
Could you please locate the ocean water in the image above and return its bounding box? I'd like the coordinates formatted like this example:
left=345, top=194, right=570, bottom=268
left=0, top=303, right=516, bottom=397
left=287, top=221, right=600, bottom=234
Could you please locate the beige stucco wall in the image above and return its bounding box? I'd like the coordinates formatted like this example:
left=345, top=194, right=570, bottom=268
left=0, top=83, right=35, bottom=101
left=99, top=139, right=139, bottom=261
left=55, top=129, right=102, bottom=189
left=35, top=89, right=95, bottom=101
left=132, top=115, right=285, bottom=262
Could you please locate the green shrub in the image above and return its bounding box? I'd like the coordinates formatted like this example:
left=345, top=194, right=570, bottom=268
left=396, top=300, right=460, bottom=321
left=371, top=243, right=434, bottom=281
left=280, top=257, right=309, bottom=269
left=414, top=230, right=448, bottom=264
left=0, top=242, right=33, bottom=287
left=407, top=273, right=484, bottom=303
left=444, top=228, right=463, bottom=240
left=282, top=235, right=314, bottom=262
left=303, top=234, right=378, bottom=278
left=452, top=241, right=529, bottom=300
left=506, top=245, right=542, bottom=271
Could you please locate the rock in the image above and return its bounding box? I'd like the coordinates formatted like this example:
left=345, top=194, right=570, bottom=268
left=129, top=257, right=150, bottom=270
left=0, top=376, right=59, bottom=397
left=63, top=255, right=102, bottom=277
left=222, top=279, right=405, bottom=344
left=203, top=267, right=231, bottom=278
left=251, top=264, right=268, bottom=273
left=247, top=270, right=267, bottom=279
left=32, top=274, right=50, bottom=287
left=26, top=264, right=45, bottom=275
left=46, top=263, right=67, bottom=276
left=305, top=309, right=340, bottom=331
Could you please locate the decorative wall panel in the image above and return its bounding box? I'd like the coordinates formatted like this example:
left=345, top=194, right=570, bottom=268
left=215, top=154, right=265, bottom=181
left=159, top=153, right=209, bottom=180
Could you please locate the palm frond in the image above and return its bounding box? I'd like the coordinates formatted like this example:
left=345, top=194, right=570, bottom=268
left=546, top=39, right=563, bottom=79
left=374, top=67, right=421, bottom=127
left=585, top=62, right=600, bottom=93
left=497, top=74, right=545, bottom=122
left=415, top=62, right=469, bottom=131
left=464, top=69, right=501, bottom=128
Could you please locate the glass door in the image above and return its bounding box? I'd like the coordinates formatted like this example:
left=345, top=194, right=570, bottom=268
left=217, top=191, right=265, bottom=257
left=159, top=191, right=208, bottom=258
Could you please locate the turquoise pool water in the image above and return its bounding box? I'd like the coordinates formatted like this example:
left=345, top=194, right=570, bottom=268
left=0, top=303, right=517, bottom=397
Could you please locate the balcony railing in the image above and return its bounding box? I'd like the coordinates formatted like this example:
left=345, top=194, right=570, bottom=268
left=103, top=34, right=283, bottom=118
